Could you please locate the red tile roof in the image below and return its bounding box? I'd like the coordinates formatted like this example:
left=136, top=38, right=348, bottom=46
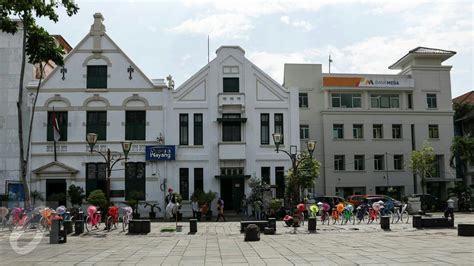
left=453, top=91, right=474, bottom=105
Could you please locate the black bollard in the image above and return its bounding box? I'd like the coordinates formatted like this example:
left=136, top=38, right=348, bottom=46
left=189, top=219, right=197, bottom=233
left=267, top=218, right=276, bottom=231
left=50, top=219, right=60, bottom=244
left=308, top=217, right=317, bottom=232
left=63, top=220, right=72, bottom=234
left=74, top=220, right=84, bottom=235
left=380, top=216, right=390, bottom=230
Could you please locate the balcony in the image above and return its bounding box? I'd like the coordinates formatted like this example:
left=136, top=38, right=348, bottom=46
left=218, top=142, right=246, bottom=160
left=218, top=93, right=245, bottom=112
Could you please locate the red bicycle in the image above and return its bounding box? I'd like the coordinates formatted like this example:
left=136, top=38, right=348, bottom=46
left=85, top=206, right=102, bottom=232
left=106, top=206, right=119, bottom=231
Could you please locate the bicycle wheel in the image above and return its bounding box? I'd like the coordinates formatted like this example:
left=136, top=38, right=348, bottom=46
left=106, top=216, right=112, bottom=232
left=85, top=216, right=91, bottom=232
left=332, top=214, right=338, bottom=225
left=122, top=216, right=128, bottom=232
left=402, top=211, right=410, bottom=223
left=351, top=213, right=356, bottom=225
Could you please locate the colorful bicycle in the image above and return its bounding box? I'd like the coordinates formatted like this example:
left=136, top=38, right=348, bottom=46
left=317, top=202, right=330, bottom=225
left=341, top=204, right=355, bottom=225
left=331, top=202, right=345, bottom=224
left=367, top=201, right=382, bottom=224
left=355, top=204, right=369, bottom=224
left=106, top=205, right=119, bottom=231
left=85, top=205, right=102, bottom=232
left=121, top=206, right=133, bottom=232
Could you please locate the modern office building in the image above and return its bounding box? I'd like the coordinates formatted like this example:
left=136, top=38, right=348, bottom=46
left=284, top=47, right=457, bottom=200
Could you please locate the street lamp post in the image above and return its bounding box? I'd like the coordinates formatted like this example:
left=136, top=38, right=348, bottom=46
left=272, top=133, right=316, bottom=205
left=86, top=133, right=132, bottom=202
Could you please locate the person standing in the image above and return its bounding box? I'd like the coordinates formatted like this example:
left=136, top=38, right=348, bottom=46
left=216, top=198, right=226, bottom=222
left=254, top=200, right=262, bottom=220
left=241, top=195, right=248, bottom=219
left=191, top=197, right=199, bottom=219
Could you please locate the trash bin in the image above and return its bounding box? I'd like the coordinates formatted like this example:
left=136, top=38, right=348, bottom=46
left=63, top=220, right=72, bottom=234
left=267, top=218, right=276, bottom=231
left=189, top=219, right=197, bottom=233
left=74, top=220, right=84, bottom=235
left=380, top=216, right=390, bottom=230
left=308, top=217, right=317, bottom=232
left=50, top=219, right=60, bottom=244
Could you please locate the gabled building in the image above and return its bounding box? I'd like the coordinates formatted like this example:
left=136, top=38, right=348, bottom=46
left=165, top=46, right=299, bottom=211
left=29, top=13, right=167, bottom=207
left=285, top=47, right=458, bottom=200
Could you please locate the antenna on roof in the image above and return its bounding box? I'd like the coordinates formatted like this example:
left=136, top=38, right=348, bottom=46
left=207, top=35, right=210, bottom=63
left=329, top=54, right=333, bottom=73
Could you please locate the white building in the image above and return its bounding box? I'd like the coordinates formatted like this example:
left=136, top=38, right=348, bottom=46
left=284, top=47, right=457, bottom=200
left=163, top=46, right=299, bottom=212
left=29, top=14, right=167, bottom=211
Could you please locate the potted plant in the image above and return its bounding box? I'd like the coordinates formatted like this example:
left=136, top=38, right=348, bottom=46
left=125, top=191, right=145, bottom=219
left=68, top=185, right=85, bottom=207
left=269, top=199, right=283, bottom=218
left=204, top=190, right=217, bottom=221
left=30, top=190, right=44, bottom=207
left=87, top=190, right=107, bottom=208
left=49, top=192, right=67, bottom=208
left=143, top=202, right=161, bottom=219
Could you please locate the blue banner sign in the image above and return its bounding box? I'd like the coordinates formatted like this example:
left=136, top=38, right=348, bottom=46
left=145, top=145, right=176, bottom=161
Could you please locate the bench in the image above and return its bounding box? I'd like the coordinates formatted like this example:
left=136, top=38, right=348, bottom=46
left=413, top=215, right=454, bottom=228
left=458, top=224, right=474, bottom=236
left=128, top=220, right=151, bottom=234
left=240, top=221, right=268, bottom=232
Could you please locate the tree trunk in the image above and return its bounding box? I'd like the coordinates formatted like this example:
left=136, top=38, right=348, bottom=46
left=17, top=17, right=30, bottom=208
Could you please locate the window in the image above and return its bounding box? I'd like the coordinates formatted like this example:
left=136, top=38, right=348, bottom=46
left=222, top=114, right=241, bottom=141
left=275, top=167, right=285, bottom=198
left=408, top=93, right=413, bottom=109
left=299, top=93, right=308, bottom=108
left=260, top=114, right=270, bottom=144
left=394, top=155, right=404, bottom=170
left=427, top=94, right=437, bottom=108
left=354, top=155, right=365, bottom=171
left=193, top=114, right=203, bottom=145
left=194, top=168, right=203, bottom=192
left=125, top=111, right=146, bottom=140
left=274, top=113, right=284, bottom=144
left=370, top=94, right=400, bottom=108
left=223, top=77, right=239, bottom=92
left=353, top=124, right=363, bottom=139
left=374, top=155, right=384, bottom=170
left=179, top=114, right=189, bottom=145
left=86, top=65, right=107, bottom=88
left=331, top=93, right=361, bottom=108
left=179, top=168, right=189, bottom=200
left=334, top=155, right=345, bottom=171
left=261, top=167, right=270, bottom=185
left=333, top=124, right=344, bottom=139
left=373, top=124, right=383, bottom=139
left=125, top=162, right=146, bottom=200
left=87, top=111, right=107, bottom=141
left=85, top=163, right=106, bottom=195
left=47, top=111, right=68, bottom=141
left=300, top=125, right=309, bottom=139
left=431, top=155, right=442, bottom=178
left=429, top=125, right=439, bottom=139
left=392, top=124, right=402, bottom=139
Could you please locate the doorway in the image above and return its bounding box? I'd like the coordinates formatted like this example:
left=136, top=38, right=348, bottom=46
left=220, top=178, right=244, bottom=211
left=46, top=179, right=67, bottom=207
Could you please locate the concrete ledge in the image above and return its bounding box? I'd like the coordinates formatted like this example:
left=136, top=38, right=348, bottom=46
left=240, top=221, right=268, bottom=232
left=128, top=220, right=151, bottom=234
left=458, top=224, right=474, bottom=236
left=413, top=215, right=454, bottom=228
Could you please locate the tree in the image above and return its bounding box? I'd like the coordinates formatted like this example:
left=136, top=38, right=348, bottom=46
left=30, top=190, right=44, bottom=207
left=0, top=0, right=79, bottom=208
left=286, top=154, right=320, bottom=205
left=87, top=190, right=107, bottom=209
left=248, top=176, right=270, bottom=205
left=409, top=141, right=436, bottom=210
left=450, top=136, right=474, bottom=180
left=67, top=185, right=85, bottom=207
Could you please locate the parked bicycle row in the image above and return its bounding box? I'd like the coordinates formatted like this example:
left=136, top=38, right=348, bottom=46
left=0, top=205, right=134, bottom=233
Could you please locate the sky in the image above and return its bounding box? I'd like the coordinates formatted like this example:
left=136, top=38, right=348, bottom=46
left=38, top=0, right=473, bottom=97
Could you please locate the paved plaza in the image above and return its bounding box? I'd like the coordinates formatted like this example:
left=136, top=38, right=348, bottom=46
left=0, top=213, right=473, bottom=265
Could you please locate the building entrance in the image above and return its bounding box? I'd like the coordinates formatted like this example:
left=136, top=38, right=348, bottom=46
left=220, top=178, right=244, bottom=211
left=46, top=179, right=67, bottom=207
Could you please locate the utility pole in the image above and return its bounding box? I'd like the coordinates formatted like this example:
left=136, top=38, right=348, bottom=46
left=385, top=152, right=389, bottom=188
left=328, top=54, right=333, bottom=73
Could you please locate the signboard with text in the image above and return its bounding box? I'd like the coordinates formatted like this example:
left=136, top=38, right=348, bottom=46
left=323, top=76, right=414, bottom=88
left=145, top=145, right=176, bottom=161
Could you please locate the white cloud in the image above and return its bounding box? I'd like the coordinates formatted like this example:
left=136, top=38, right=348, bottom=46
left=169, top=14, right=253, bottom=38
left=280, top=15, right=313, bottom=31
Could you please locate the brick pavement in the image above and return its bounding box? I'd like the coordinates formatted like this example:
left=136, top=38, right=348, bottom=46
left=0, top=213, right=473, bottom=265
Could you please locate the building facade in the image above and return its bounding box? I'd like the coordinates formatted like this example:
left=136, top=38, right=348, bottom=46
left=285, top=47, right=457, bottom=200
left=29, top=14, right=167, bottom=210
left=453, top=91, right=474, bottom=187
left=164, top=46, right=299, bottom=212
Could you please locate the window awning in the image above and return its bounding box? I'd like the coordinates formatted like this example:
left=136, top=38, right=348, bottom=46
left=215, top=175, right=251, bottom=179
left=216, top=118, right=247, bottom=123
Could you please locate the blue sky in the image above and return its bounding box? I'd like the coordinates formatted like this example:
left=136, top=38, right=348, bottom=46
left=39, top=0, right=473, bottom=97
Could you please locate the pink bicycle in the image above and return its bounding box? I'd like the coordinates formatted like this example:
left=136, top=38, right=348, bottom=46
left=85, top=206, right=102, bottom=232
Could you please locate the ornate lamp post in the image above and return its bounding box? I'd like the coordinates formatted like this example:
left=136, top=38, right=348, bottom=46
left=86, top=133, right=132, bottom=202
left=272, top=133, right=316, bottom=205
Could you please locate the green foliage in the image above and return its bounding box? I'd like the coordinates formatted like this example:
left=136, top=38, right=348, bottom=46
left=248, top=176, right=270, bottom=204
left=269, top=199, right=283, bottom=212
left=409, top=141, right=436, bottom=195
left=49, top=192, right=66, bottom=203
left=453, top=102, right=474, bottom=120
left=448, top=182, right=472, bottom=198
left=30, top=190, right=44, bottom=206
left=87, top=190, right=107, bottom=208
left=202, top=190, right=217, bottom=206
left=125, top=191, right=145, bottom=213
left=450, top=136, right=474, bottom=175
left=67, top=185, right=85, bottom=207
left=286, top=154, right=321, bottom=204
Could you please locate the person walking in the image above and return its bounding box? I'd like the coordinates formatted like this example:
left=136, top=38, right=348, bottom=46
left=191, top=196, right=199, bottom=219
left=241, top=195, right=248, bottom=220
left=216, top=198, right=226, bottom=222
left=254, top=200, right=262, bottom=220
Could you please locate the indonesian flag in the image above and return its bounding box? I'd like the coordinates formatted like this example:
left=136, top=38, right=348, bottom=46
left=52, top=112, right=60, bottom=141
